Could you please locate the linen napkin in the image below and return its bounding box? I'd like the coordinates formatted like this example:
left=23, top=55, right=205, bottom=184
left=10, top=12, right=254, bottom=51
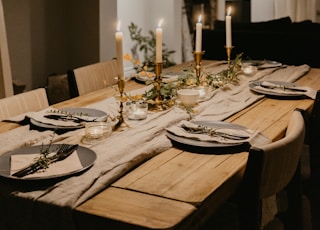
left=166, top=120, right=269, bottom=146
left=253, top=81, right=316, bottom=99
left=4, top=107, right=108, bottom=127
left=10, top=151, right=82, bottom=179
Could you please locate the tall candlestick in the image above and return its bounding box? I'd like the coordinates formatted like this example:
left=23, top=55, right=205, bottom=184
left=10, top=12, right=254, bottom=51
left=156, top=19, right=163, bottom=63
left=115, top=21, right=124, bottom=80
left=195, top=15, right=202, bottom=52
left=226, top=7, right=232, bottom=48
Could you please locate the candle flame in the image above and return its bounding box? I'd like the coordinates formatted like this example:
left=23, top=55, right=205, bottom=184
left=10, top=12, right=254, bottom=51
left=227, top=7, right=232, bottom=16
left=117, top=21, right=121, bottom=31
left=158, top=18, right=163, bottom=28
left=198, top=15, right=202, bottom=23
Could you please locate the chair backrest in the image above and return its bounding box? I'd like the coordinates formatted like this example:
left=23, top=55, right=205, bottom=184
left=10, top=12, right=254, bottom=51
left=238, top=109, right=305, bottom=229
left=245, top=109, right=305, bottom=198
left=68, top=59, right=118, bottom=97
left=307, top=90, right=320, bottom=229
left=308, top=90, right=320, bottom=181
left=0, top=88, right=49, bottom=120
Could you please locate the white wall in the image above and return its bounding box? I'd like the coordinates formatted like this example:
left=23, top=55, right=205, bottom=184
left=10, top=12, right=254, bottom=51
left=117, top=0, right=182, bottom=74
left=100, top=0, right=117, bottom=62
left=251, top=0, right=274, bottom=22
left=3, top=0, right=33, bottom=90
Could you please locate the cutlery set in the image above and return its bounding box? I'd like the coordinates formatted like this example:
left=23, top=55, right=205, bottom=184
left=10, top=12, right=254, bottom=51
left=181, top=124, right=250, bottom=140
left=44, top=114, right=107, bottom=123
left=260, top=81, right=307, bottom=92
left=12, top=144, right=78, bottom=178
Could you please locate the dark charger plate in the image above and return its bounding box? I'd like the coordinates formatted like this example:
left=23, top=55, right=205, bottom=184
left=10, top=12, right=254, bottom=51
left=0, top=144, right=96, bottom=180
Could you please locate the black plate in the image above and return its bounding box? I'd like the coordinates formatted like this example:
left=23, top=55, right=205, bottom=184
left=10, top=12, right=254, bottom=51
left=30, top=108, right=107, bottom=130
left=166, top=121, right=268, bottom=154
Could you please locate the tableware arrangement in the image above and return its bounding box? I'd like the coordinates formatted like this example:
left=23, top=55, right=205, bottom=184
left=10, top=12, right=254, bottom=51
left=243, top=60, right=282, bottom=69
left=12, top=144, right=78, bottom=178
left=249, top=80, right=316, bottom=99
left=166, top=120, right=270, bottom=154
left=0, top=144, right=97, bottom=180
left=30, top=108, right=108, bottom=130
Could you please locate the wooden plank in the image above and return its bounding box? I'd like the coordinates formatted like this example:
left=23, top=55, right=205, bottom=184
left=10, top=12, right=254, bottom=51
left=76, top=187, right=196, bottom=230
left=229, top=98, right=313, bottom=141
left=113, top=149, right=247, bottom=205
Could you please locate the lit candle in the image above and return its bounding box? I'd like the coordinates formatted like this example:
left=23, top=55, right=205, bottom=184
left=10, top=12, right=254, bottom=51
left=195, top=15, right=202, bottom=52
left=226, top=7, right=232, bottom=47
left=115, top=21, right=124, bottom=80
left=156, top=19, right=163, bottom=63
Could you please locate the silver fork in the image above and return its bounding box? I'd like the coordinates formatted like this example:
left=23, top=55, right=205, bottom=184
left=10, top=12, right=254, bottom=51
left=12, top=144, right=77, bottom=178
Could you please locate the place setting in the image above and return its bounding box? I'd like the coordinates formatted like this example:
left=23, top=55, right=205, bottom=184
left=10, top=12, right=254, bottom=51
left=0, top=143, right=97, bottom=181
left=166, top=120, right=270, bottom=154
left=249, top=80, right=317, bottom=99
left=3, top=107, right=111, bottom=134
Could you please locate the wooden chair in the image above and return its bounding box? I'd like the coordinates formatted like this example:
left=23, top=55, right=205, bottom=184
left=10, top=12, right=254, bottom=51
left=237, top=109, right=306, bottom=230
left=67, top=59, right=118, bottom=97
left=304, top=90, right=320, bottom=230
left=0, top=88, right=49, bottom=120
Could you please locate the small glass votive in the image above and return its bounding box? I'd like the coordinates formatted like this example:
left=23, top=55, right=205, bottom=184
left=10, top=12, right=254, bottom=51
left=126, top=101, right=148, bottom=120
left=195, top=86, right=213, bottom=100
left=84, top=122, right=112, bottom=141
left=241, top=63, right=258, bottom=76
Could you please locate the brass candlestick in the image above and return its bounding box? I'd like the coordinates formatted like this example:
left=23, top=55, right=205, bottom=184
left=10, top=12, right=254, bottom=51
left=152, top=62, right=164, bottom=110
left=115, top=78, right=129, bottom=130
left=193, top=51, right=205, bottom=84
left=225, top=46, right=234, bottom=77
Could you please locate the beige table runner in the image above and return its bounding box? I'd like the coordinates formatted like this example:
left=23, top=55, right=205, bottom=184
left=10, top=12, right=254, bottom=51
left=0, top=63, right=311, bottom=229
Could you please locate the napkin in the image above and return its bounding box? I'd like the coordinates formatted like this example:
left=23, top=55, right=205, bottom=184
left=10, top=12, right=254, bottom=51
left=166, top=120, right=257, bottom=144
left=254, top=81, right=316, bottom=99
left=4, top=107, right=108, bottom=127
left=10, top=151, right=82, bottom=178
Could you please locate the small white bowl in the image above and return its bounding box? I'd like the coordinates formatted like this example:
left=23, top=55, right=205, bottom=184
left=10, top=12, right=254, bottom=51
left=177, top=89, right=200, bottom=106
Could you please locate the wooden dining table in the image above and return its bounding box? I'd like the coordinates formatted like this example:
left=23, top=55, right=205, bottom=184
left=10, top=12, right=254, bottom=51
left=1, top=60, right=320, bottom=230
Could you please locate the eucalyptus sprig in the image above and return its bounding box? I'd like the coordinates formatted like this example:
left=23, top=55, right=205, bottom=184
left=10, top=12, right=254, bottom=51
left=178, top=53, right=243, bottom=88
left=34, top=131, right=57, bottom=169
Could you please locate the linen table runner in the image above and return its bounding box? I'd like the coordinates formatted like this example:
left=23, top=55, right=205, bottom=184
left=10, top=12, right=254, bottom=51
left=0, top=63, right=310, bottom=229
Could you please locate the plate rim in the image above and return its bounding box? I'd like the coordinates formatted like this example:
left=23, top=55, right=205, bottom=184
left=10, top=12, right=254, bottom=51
left=166, top=120, right=252, bottom=148
left=30, top=107, right=107, bottom=130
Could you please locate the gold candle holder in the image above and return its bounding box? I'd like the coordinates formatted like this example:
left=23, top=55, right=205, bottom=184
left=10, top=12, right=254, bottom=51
left=193, top=51, right=205, bottom=84
left=225, top=46, right=234, bottom=77
left=115, top=78, right=129, bottom=130
left=152, top=62, right=164, bottom=110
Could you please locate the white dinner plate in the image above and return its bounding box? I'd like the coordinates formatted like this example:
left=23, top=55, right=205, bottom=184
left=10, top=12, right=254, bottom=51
left=0, top=144, right=96, bottom=180
left=30, top=108, right=107, bottom=130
